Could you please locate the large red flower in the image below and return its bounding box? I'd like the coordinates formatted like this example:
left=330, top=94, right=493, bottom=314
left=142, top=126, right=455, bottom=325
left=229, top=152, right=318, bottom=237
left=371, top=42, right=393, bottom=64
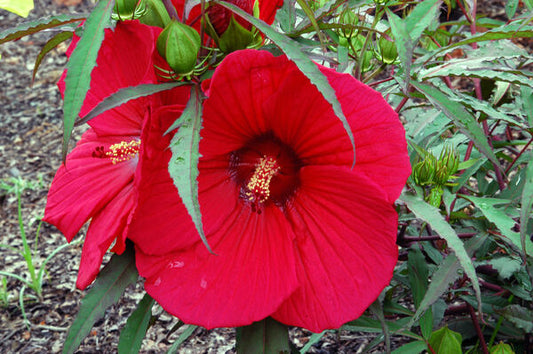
left=129, top=49, right=411, bottom=332
left=44, top=21, right=167, bottom=289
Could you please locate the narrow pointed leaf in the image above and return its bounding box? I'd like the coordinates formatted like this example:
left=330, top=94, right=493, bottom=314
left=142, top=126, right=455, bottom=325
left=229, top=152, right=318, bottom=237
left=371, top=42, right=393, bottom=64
left=0, top=14, right=84, bottom=44
left=400, top=193, right=482, bottom=316
left=167, top=325, right=198, bottom=354
left=236, top=317, right=290, bottom=354
left=386, top=9, right=413, bottom=92
left=411, top=81, right=501, bottom=169
left=520, top=159, right=533, bottom=257
left=118, top=293, right=155, bottom=354
left=76, top=82, right=188, bottom=126
left=167, top=87, right=213, bottom=253
left=405, top=235, right=485, bottom=329
left=32, top=31, right=74, bottom=84
left=405, top=0, right=442, bottom=43
left=63, top=245, right=138, bottom=354
left=216, top=0, right=356, bottom=167
left=62, top=0, right=114, bottom=161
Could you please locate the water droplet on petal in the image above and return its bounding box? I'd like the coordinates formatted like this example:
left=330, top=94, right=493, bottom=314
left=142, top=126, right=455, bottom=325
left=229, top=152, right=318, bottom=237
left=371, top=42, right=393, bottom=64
left=200, top=278, right=207, bottom=289
left=154, top=277, right=162, bottom=286
left=168, top=260, right=185, bottom=269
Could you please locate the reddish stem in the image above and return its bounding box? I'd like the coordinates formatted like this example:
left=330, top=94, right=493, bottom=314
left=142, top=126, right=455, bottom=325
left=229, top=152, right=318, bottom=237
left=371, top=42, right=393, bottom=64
left=467, top=303, right=489, bottom=354
left=395, top=96, right=409, bottom=114
left=505, top=137, right=533, bottom=174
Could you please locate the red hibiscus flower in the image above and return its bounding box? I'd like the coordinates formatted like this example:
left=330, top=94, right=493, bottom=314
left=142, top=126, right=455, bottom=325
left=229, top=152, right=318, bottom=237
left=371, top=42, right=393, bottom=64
left=44, top=21, right=164, bottom=289
left=129, top=49, right=411, bottom=332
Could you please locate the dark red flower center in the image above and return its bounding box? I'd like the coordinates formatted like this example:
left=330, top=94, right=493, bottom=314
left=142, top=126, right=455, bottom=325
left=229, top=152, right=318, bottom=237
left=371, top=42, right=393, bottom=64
left=229, top=133, right=301, bottom=211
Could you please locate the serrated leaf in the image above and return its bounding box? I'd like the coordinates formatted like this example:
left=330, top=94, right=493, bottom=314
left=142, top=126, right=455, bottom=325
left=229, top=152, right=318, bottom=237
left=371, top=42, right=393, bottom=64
left=521, top=158, right=533, bottom=258
left=167, top=87, right=213, bottom=253
left=118, top=293, right=155, bottom=354
left=488, top=256, right=522, bottom=279
left=63, top=244, right=138, bottom=354
left=411, top=81, right=501, bottom=169
left=521, top=85, right=533, bottom=127
left=32, top=31, right=74, bottom=84
left=216, top=0, right=356, bottom=167
left=62, top=0, right=114, bottom=161
left=405, top=235, right=485, bottom=330
left=167, top=325, right=198, bottom=354
left=506, top=0, right=519, bottom=19
left=462, top=195, right=533, bottom=256
left=496, top=305, right=533, bottom=333
left=386, top=9, right=413, bottom=92
left=0, top=14, right=84, bottom=44
left=401, top=193, right=482, bottom=317
left=76, top=82, right=187, bottom=126
left=0, top=0, right=33, bottom=17
left=405, top=0, right=442, bottom=42
left=236, top=317, right=290, bottom=354
left=428, top=326, right=462, bottom=353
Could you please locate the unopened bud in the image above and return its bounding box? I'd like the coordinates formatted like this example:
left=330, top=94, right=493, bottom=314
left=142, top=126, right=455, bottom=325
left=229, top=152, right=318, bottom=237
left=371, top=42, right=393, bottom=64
left=112, top=0, right=145, bottom=20
left=377, top=32, right=398, bottom=64
left=412, top=156, right=436, bottom=186
left=157, top=21, right=201, bottom=75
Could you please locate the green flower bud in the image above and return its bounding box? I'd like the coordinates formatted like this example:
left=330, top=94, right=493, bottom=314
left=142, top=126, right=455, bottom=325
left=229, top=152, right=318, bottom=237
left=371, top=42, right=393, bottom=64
left=217, top=15, right=257, bottom=53
left=377, top=32, right=398, bottom=64
left=157, top=21, right=201, bottom=75
left=412, top=156, right=436, bottom=186
left=433, top=163, right=451, bottom=185
left=439, top=145, right=460, bottom=176
left=112, top=0, right=145, bottom=21
left=339, top=9, right=359, bottom=37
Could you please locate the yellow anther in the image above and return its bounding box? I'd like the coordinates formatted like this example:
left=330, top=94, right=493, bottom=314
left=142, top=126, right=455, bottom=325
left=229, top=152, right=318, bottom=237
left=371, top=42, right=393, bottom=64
left=106, top=140, right=141, bottom=164
left=245, top=156, right=280, bottom=204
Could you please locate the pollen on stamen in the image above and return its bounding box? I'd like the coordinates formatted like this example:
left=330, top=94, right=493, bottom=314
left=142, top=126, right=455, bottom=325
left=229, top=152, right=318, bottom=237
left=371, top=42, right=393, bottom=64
left=105, top=140, right=141, bottom=164
left=245, top=156, right=280, bottom=205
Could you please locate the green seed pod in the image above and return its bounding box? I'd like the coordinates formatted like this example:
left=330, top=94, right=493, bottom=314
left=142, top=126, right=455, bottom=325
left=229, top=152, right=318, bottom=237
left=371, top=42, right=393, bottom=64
left=377, top=33, right=398, bottom=64
left=339, top=9, right=359, bottom=37
left=157, top=21, right=201, bottom=75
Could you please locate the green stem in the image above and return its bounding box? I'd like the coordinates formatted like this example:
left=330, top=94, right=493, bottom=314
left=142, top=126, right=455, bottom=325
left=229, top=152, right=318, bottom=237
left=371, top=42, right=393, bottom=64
left=17, top=190, right=40, bottom=298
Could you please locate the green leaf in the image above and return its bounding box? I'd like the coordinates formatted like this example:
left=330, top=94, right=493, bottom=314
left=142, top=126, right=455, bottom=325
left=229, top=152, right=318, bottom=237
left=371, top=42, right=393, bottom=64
left=400, top=193, right=482, bottom=315
left=428, top=325, right=463, bottom=353
left=118, top=293, right=155, bottom=354
left=521, top=85, right=533, bottom=127
left=461, top=195, right=533, bottom=256
left=495, top=305, right=533, bottom=333
left=411, top=81, right=501, bottom=169
left=216, top=0, right=356, bottom=167
left=62, top=0, right=114, bottom=161
left=63, top=244, right=138, bottom=354
left=405, top=0, right=441, bottom=42
left=236, top=317, right=290, bottom=354
left=488, top=256, right=522, bottom=280
left=406, top=235, right=485, bottom=330
left=520, top=158, right=533, bottom=257
left=505, top=0, right=519, bottom=19
left=392, top=340, right=428, bottom=354
left=490, top=342, right=516, bottom=354
left=300, top=331, right=327, bottom=353
left=0, top=14, right=84, bottom=45
left=0, top=0, right=33, bottom=17
left=167, top=325, right=198, bottom=354
left=167, top=87, right=213, bottom=253
left=408, top=248, right=433, bottom=339
left=386, top=9, right=413, bottom=92
left=32, top=31, right=74, bottom=84
left=76, top=82, right=187, bottom=126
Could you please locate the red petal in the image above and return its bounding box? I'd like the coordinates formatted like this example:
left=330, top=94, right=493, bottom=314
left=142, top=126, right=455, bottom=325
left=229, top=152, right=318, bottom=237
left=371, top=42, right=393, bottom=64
left=135, top=202, right=298, bottom=329
left=76, top=183, right=136, bottom=289
left=43, top=129, right=136, bottom=241
left=272, top=166, right=399, bottom=332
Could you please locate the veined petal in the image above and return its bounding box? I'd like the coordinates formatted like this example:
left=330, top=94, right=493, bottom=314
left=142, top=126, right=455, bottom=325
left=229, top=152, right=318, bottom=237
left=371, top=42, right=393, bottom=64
left=272, top=166, right=399, bottom=332
left=135, top=202, right=298, bottom=329
left=44, top=129, right=137, bottom=241
left=76, top=183, right=136, bottom=289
